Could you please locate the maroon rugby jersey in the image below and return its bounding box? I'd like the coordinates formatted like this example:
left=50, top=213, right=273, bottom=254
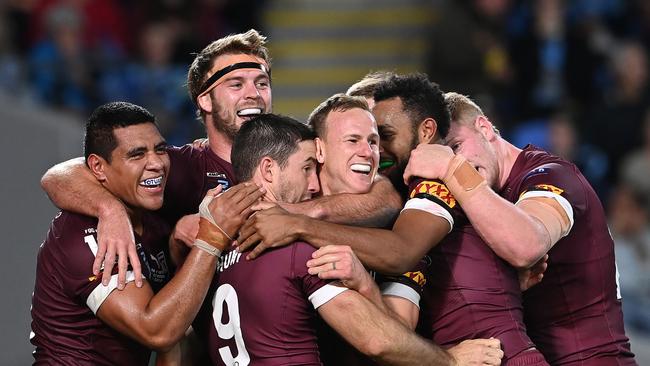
left=407, top=178, right=542, bottom=364
left=30, top=211, right=171, bottom=365
left=501, top=145, right=636, bottom=365
left=158, top=144, right=236, bottom=225
left=194, top=242, right=347, bottom=366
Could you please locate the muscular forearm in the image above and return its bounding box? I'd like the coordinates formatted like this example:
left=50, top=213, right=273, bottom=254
left=140, top=249, right=217, bottom=346
left=41, top=157, right=123, bottom=217
left=288, top=177, right=402, bottom=227
left=322, top=291, right=453, bottom=366
left=456, top=185, right=550, bottom=268
left=102, top=248, right=218, bottom=351
left=295, top=217, right=418, bottom=274
left=156, top=343, right=181, bottom=366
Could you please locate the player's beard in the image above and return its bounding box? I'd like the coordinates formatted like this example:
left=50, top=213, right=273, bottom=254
left=277, top=175, right=306, bottom=203
left=390, top=133, right=420, bottom=197
left=211, top=103, right=239, bottom=142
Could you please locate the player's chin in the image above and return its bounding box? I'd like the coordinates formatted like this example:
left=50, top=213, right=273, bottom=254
left=350, top=177, right=372, bottom=193
left=138, top=194, right=165, bottom=211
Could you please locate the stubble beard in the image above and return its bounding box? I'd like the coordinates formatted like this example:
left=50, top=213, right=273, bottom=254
left=211, top=103, right=239, bottom=142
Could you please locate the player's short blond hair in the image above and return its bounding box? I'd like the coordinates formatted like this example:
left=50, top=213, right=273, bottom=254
left=444, top=92, right=500, bottom=135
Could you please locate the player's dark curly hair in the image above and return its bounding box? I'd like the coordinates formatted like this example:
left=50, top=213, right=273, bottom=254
left=373, top=73, right=450, bottom=140
left=84, top=101, right=157, bottom=164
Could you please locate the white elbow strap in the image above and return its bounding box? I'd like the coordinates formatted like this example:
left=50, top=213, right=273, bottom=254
left=516, top=196, right=572, bottom=246
left=443, top=154, right=488, bottom=202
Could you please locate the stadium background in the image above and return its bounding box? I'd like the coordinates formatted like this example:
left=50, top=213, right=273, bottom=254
left=2, top=0, right=650, bottom=364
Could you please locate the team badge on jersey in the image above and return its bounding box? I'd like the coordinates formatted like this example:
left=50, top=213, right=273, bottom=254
left=410, top=180, right=457, bottom=208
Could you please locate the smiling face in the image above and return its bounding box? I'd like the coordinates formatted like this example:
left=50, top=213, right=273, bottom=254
left=372, top=97, right=419, bottom=185
left=201, top=53, right=272, bottom=140
left=95, top=123, right=170, bottom=212
left=316, top=108, right=380, bottom=195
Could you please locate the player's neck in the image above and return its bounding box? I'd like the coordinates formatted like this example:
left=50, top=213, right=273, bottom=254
left=496, top=138, right=522, bottom=190
left=317, top=173, right=335, bottom=196
left=206, top=128, right=233, bottom=163
left=125, top=206, right=144, bottom=236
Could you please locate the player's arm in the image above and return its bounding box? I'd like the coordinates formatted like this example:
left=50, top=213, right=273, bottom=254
left=405, top=144, right=572, bottom=268
left=96, top=247, right=219, bottom=352
left=238, top=207, right=449, bottom=275
left=318, top=291, right=503, bottom=366
left=169, top=214, right=200, bottom=267
left=382, top=296, right=419, bottom=330
left=41, top=157, right=142, bottom=289
left=97, top=185, right=263, bottom=351
left=307, top=245, right=421, bottom=329
left=155, top=343, right=181, bottom=366
left=307, top=245, right=386, bottom=309
left=279, top=175, right=402, bottom=227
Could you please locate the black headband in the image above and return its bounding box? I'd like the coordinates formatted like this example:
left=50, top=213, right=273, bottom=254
left=199, top=62, right=270, bottom=96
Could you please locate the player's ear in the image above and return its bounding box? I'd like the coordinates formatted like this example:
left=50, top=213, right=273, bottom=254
left=259, top=156, right=275, bottom=183
left=418, top=118, right=438, bottom=144
left=476, top=115, right=496, bottom=141
left=87, top=154, right=107, bottom=182
left=197, top=93, right=213, bottom=113
left=315, top=137, right=326, bottom=164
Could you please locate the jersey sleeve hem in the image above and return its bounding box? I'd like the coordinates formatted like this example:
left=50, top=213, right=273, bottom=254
left=86, top=271, right=135, bottom=314
left=402, top=197, right=454, bottom=232
left=517, top=190, right=574, bottom=232
left=380, top=282, right=421, bottom=308
left=308, top=284, right=349, bottom=309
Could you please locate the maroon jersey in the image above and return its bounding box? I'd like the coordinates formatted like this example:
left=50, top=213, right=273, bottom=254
left=501, top=145, right=636, bottom=365
left=158, top=144, right=236, bottom=225
left=194, top=242, right=347, bottom=366
left=30, top=211, right=171, bottom=365
left=407, top=178, right=541, bottom=364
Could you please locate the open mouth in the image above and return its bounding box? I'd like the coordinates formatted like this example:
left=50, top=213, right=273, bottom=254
left=350, top=163, right=372, bottom=175
left=140, top=176, right=163, bottom=188
left=237, top=108, right=262, bottom=119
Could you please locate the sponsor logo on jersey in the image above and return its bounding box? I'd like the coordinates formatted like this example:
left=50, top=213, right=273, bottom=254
left=216, top=179, right=231, bottom=190
left=88, top=275, right=97, bottom=282
left=207, top=172, right=227, bottom=178
left=207, top=172, right=231, bottom=190
left=522, top=183, right=564, bottom=197
left=403, top=271, right=426, bottom=287
left=410, top=180, right=457, bottom=208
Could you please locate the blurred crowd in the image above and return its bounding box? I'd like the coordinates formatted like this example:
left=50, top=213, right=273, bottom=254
left=0, top=0, right=265, bottom=145
left=1, top=0, right=649, bottom=336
